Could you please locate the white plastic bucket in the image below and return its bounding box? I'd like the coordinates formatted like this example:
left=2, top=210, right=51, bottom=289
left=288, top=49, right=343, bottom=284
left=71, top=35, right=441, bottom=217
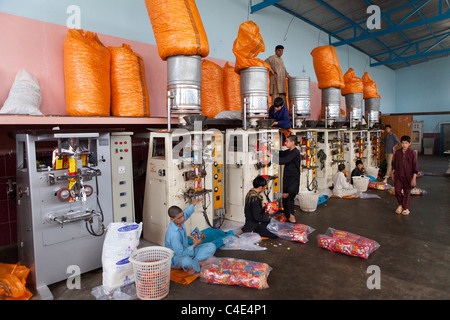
left=298, top=191, right=320, bottom=212
left=129, top=246, right=174, bottom=300
left=352, top=176, right=370, bottom=192
left=365, top=167, right=379, bottom=179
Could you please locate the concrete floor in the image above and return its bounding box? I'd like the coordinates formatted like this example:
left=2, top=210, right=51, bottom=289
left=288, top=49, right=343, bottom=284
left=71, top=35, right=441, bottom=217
left=2, top=155, right=449, bottom=300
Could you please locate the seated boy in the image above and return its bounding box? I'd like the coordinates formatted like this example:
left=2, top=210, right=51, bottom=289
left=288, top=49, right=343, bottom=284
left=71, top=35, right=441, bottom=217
left=242, top=176, right=277, bottom=238
left=350, top=159, right=364, bottom=184
left=165, top=199, right=216, bottom=274
left=332, top=164, right=359, bottom=198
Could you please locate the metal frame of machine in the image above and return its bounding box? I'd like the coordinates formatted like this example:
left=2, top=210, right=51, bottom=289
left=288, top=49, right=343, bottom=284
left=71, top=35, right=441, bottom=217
left=343, top=129, right=368, bottom=173
left=224, top=128, right=280, bottom=223
left=142, top=128, right=224, bottom=246
left=15, top=132, right=113, bottom=300
left=367, top=129, right=382, bottom=169
left=315, top=128, right=346, bottom=189
left=294, top=129, right=319, bottom=192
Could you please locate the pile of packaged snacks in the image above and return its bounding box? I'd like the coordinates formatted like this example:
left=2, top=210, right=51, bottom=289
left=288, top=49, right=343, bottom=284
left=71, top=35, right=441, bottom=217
left=267, top=219, right=315, bottom=243
left=200, top=258, right=272, bottom=289
left=317, top=228, right=380, bottom=259
left=264, top=201, right=281, bottom=213
left=368, top=181, right=390, bottom=190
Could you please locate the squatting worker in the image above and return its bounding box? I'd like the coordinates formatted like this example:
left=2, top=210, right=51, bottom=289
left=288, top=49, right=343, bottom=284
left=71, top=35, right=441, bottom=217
left=265, top=45, right=292, bottom=105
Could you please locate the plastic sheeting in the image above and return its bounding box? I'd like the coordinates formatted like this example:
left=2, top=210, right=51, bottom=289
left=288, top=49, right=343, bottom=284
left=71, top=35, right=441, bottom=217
left=63, top=29, right=111, bottom=116
left=232, top=21, right=270, bottom=73
left=144, top=0, right=209, bottom=61
left=311, top=45, right=345, bottom=89
left=109, top=44, right=150, bottom=117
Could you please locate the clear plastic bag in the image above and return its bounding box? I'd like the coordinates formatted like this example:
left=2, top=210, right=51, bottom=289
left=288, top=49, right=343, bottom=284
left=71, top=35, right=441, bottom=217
left=220, top=233, right=266, bottom=251
left=91, top=282, right=137, bottom=300
left=357, top=191, right=381, bottom=199
left=200, top=257, right=272, bottom=289
left=317, top=227, right=380, bottom=259
left=267, top=219, right=315, bottom=243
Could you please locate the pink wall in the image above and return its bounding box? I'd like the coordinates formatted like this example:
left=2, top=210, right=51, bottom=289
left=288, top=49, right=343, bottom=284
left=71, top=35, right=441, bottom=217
left=0, top=12, right=344, bottom=119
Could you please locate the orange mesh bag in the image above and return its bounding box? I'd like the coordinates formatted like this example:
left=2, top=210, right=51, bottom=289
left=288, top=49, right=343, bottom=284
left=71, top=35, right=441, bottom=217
left=222, top=62, right=241, bottom=111
left=144, top=0, right=209, bottom=61
left=64, top=29, right=111, bottom=116
left=201, top=59, right=225, bottom=118
left=232, top=21, right=270, bottom=73
left=108, top=44, right=150, bottom=117
left=362, top=72, right=381, bottom=98
left=311, top=45, right=345, bottom=89
left=341, top=68, right=363, bottom=95
left=0, top=263, right=32, bottom=300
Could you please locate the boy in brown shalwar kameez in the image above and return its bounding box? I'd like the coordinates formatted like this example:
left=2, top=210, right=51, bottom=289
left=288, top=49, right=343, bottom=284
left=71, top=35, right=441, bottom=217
left=391, top=135, right=419, bottom=216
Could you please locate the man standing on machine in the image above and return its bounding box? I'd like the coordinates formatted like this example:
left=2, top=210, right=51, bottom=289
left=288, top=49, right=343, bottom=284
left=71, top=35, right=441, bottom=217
left=265, top=45, right=292, bottom=105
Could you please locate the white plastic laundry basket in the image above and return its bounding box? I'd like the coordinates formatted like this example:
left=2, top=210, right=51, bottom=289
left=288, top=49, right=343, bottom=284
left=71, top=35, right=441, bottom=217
left=298, top=191, right=320, bottom=212
left=365, top=167, right=379, bottom=179
left=129, top=246, right=174, bottom=300
left=352, top=176, right=370, bottom=192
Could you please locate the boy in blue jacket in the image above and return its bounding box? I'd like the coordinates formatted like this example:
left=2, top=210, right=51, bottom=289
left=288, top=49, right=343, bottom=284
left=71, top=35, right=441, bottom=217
left=165, top=199, right=216, bottom=274
left=269, top=97, right=291, bottom=130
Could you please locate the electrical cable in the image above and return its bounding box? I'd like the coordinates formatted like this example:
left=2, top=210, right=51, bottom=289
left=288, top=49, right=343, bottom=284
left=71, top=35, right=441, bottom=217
left=83, top=165, right=105, bottom=236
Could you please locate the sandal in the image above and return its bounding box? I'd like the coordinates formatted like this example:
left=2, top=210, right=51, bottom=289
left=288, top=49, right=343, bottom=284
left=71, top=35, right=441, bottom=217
left=401, top=209, right=410, bottom=216
left=395, top=206, right=403, bottom=214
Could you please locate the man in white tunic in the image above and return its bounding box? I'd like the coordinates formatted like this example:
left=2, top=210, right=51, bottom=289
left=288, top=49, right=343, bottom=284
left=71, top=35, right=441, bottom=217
left=265, top=45, right=292, bottom=105
left=332, top=164, right=359, bottom=198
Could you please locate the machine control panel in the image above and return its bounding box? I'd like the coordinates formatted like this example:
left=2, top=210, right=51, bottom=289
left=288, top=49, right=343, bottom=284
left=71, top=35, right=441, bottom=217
left=110, top=132, right=135, bottom=222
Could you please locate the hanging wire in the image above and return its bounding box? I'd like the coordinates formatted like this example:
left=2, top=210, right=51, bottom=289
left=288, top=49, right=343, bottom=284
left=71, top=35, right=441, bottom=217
left=283, top=0, right=301, bottom=41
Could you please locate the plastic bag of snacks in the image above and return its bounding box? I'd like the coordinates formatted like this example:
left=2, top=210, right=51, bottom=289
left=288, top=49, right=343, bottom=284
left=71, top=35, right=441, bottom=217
left=189, top=227, right=205, bottom=241
left=0, top=263, right=32, bottom=300
left=317, top=227, right=380, bottom=259
left=362, top=72, right=381, bottom=98
left=144, top=0, right=209, bottom=61
left=368, top=181, right=390, bottom=190
left=200, top=257, right=272, bottom=289
left=341, top=68, right=363, bottom=95
left=108, top=44, right=150, bottom=117
left=269, top=212, right=287, bottom=222
left=64, top=29, right=111, bottom=116
left=388, top=186, right=427, bottom=196
left=264, top=200, right=281, bottom=213
left=222, top=62, right=241, bottom=111
left=232, top=21, right=270, bottom=73
left=267, top=219, right=315, bottom=243
left=310, top=45, right=345, bottom=89
left=201, top=59, right=226, bottom=118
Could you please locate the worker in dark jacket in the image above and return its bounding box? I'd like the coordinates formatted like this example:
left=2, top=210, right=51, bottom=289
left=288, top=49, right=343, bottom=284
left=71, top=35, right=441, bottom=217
left=242, top=176, right=277, bottom=238
left=351, top=159, right=365, bottom=184
left=269, top=97, right=291, bottom=130
left=274, top=134, right=301, bottom=223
